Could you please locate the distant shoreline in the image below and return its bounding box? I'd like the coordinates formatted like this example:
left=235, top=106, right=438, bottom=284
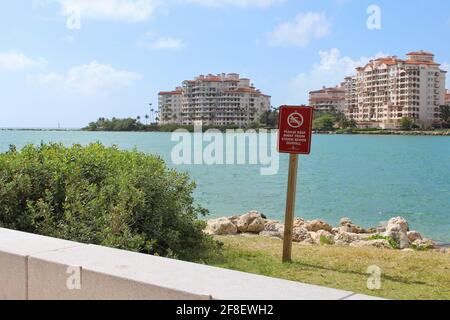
left=318, top=130, right=450, bottom=136
left=1, top=128, right=449, bottom=136
left=0, top=128, right=81, bottom=132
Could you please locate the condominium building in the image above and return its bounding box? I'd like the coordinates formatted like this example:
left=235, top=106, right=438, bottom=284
left=158, top=73, right=271, bottom=127
left=345, top=51, right=447, bottom=128
left=445, top=89, right=450, bottom=105
left=158, top=87, right=183, bottom=124
left=308, top=86, right=346, bottom=113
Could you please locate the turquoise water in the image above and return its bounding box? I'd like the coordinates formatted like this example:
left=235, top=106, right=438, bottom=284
left=1, top=130, right=449, bottom=242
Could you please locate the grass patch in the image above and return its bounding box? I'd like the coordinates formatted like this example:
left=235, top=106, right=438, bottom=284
left=207, top=235, right=450, bottom=300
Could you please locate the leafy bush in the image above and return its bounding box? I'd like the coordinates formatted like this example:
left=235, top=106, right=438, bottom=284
left=313, top=114, right=337, bottom=132
left=400, top=117, right=414, bottom=131
left=84, top=117, right=147, bottom=131
left=411, top=244, right=429, bottom=252
left=367, top=235, right=400, bottom=250
left=319, top=235, right=333, bottom=246
left=0, top=143, right=218, bottom=261
left=84, top=117, right=247, bottom=132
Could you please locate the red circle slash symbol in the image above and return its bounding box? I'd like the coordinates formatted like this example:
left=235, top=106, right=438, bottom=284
left=287, top=112, right=304, bottom=129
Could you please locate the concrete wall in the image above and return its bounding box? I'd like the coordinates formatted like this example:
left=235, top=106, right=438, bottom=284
left=0, top=228, right=382, bottom=300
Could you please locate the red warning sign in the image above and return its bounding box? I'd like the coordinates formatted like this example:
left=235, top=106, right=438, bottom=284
left=278, top=106, right=314, bottom=155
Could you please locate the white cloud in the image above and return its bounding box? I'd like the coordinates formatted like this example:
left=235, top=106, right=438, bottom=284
left=178, top=0, right=284, bottom=8
left=31, top=61, right=142, bottom=95
left=267, top=12, right=331, bottom=47
left=137, top=35, right=184, bottom=50
left=288, top=48, right=387, bottom=103
left=55, top=0, right=159, bottom=22
left=0, top=51, right=47, bottom=72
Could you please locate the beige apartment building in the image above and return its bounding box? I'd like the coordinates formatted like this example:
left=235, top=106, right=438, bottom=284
left=309, top=86, right=346, bottom=113
left=158, top=73, right=271, bottom=127
left=158, top=87, right=183, bottom=124
left=342, top=51, right=447, bottom=129
left=445, top=89, right=450, bottom=105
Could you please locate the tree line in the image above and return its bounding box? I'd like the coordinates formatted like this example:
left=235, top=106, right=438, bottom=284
left=84, top=105, right=450, bottom=132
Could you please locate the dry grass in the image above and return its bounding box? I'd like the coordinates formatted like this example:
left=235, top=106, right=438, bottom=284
left=207, top=235, right=450, bottom=300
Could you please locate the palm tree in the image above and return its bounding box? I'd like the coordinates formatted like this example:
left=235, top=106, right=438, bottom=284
left=149, top=103, right=153, bottom=123
left=145, top=114, right=149, bottom=125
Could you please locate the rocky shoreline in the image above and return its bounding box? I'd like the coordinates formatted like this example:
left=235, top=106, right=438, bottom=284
left=205, top=211, right=448, bottom=253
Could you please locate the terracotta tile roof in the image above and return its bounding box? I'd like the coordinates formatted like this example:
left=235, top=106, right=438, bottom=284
left=202, top=76, right=223, bottom=82
left=359, top=52, right=440, bottom=69
left=309, top=87, right=345, bottom=94
left=159, top=90, right=182, bottom=95
left=407, top=51, right=434, bottom=56
left=167, top=74, right=270, bottom=97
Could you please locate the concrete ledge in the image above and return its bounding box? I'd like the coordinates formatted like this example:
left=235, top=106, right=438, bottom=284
left=0, top=228, right=382, bottom=300
left=0, top=228, right=81, bottom=300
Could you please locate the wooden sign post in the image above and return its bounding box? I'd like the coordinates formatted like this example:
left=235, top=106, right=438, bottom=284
left=278, top=106, right=314, bottom=263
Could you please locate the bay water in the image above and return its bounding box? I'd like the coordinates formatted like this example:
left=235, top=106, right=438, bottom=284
left=1, top=130, right=449, bottom=242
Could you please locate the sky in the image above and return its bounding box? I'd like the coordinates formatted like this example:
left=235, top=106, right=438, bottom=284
left=0, top=0, right=449, bottom=128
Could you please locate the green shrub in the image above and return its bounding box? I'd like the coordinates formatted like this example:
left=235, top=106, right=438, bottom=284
left=319, top=235, right=333, bottom=246
left=400, top=117, right=414, bottom=131
left=411, top=244, right=429, bottom=252
left=0, top=143, right=218, bottom=261
left=367, top=235, right=400, bottom=250
left=313, top=114, right=337, bottom=132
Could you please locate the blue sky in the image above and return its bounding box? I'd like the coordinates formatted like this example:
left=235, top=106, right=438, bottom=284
left=0, top=0, right=449, bottom=128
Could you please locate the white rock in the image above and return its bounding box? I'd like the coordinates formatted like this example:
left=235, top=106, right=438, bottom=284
left=340, top=217, right=352, bottom=226
left=349, top=224, right=367, bottom=234
left=412, top=239, right=436, bottom=250
left=334, top=232, right=371, bottom=245
left=293, top=218, right=305, bottom=228
left=339, top=217, right=367, bottom=234
left=264, top=219, right=279, bottom=226
left=205, top=218, right=238, bottom=235
left=376, top=227, right=386, bottom=233
left=292, top=227, right=313, bottom=243
left=261, top=221, right=284, bottom=239
left=387, top=217, right=409, bottom=231
left=229, top=215, right=240, bottom=226
left=304, top=220, right=333, bottom=233
left=407, top=231, right=422, bottom=243
left=385, top=217, right=410, bottom=249
left=237, top=211, right=266, bottom=234
left=311, top=230, right=335, bottom=245
left=339, top=225, right=352, bottom=234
